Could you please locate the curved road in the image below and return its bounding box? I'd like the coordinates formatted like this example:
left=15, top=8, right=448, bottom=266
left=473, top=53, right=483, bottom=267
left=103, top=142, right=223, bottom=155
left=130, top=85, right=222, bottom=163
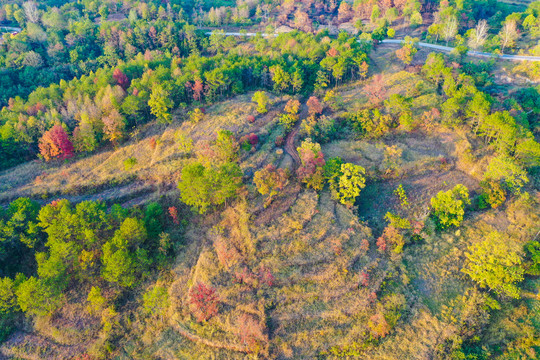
left=205, top=31, right=540, bottom=62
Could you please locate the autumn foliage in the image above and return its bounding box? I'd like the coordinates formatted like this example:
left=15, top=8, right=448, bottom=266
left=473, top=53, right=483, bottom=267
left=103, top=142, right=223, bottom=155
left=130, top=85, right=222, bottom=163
left=188, top=282, right=219, bottom=322
left=306, top=96, right=323, bottom=116
left=113, top=68, right=130, bottom=90
left=235, top=313, right=268, bottom=352
left=168, top=206, right=179, bottom=224
left=38, top=125, right=74, bottom=161
left=297, top=139, right=326, bottom=190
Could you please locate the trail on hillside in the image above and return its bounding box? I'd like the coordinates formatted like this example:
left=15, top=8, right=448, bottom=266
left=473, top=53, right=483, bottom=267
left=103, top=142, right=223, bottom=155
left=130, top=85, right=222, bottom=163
left=284, top=104, right=309, bottom=166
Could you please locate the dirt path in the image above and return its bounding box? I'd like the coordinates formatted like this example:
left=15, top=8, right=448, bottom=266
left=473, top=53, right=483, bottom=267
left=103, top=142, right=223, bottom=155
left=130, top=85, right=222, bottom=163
left=284, top=104, right=309, bottom=166
left=285, top=125, right=301, bottom=165
left=173, top=322, right=250, bottom=354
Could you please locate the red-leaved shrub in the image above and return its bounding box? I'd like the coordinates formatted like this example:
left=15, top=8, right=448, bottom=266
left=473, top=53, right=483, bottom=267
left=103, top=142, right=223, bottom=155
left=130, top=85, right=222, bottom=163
left=189, top=282, right=219, bottom=322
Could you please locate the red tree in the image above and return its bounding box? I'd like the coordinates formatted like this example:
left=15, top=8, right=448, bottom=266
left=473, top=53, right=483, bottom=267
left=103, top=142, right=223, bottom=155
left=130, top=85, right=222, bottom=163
left=189, top=282, right=219, bottom=322
left=248, top=133, right=259, bottom=146
left=168, top=206, right=179, bottom=224
left=38, top=125, right=74, bottom=161
left=360, top=271, right=369, bottom=287
left=306, top=96, right=323, bottom=116
left=364, top=74, right=387, bottom=104
left=235, top=314, right=268, bottom=352
left=192, top=80, right=204, bottom=102
left=258, top=266, right=275, bottom=286
left=113, top=68, right=130, bottom=90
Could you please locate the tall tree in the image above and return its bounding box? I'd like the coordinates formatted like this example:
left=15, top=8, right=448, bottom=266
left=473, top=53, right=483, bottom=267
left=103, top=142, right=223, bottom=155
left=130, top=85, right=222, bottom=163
left=430, top=184, right=470, bottom=229
left=468, top=20, right=489, bottom=51
left=499, top=20, right=519, bottom=52
left=462, top=231, right=524, bottom=298
left=38, top=125, right=74, bottom=161
left=149, top=86, right=173, bottom=123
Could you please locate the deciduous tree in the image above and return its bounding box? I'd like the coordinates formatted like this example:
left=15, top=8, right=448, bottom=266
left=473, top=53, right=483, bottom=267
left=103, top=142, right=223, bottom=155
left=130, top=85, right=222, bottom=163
left=253, top=164, right=289, bottom=206
left=499, top=20, right=519, bottom=52
left=149, top=86, right=173, bottom=123
left=297, top=139, right=326, bottom=190
left=252, top=91, right=269, bottom=114
left=462, top=231, right=524, bottom=298
left=189, top=282, right=219, bottom=322
left=332, top=163, right=366, bottom=207
left=430, top=184, right=470, bottom=229
left=38, top=125, right=74, bottom=161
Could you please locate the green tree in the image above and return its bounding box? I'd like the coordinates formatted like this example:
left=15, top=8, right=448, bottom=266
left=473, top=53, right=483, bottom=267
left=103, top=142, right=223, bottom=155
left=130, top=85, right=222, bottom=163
left=214, top=130, right=239, bottom=165
left=333, top=163, right=367, bottom=207
left=466, top=92, right=491, bottom=134
left=252, top=91, right=269, bottom=114
left=144, top=203, right=163, bottom=241
left=430, top=184, right=470, bottom=229
left=86, top=286, right=106, bottom=315
left=178, top=162, right=243, bottom=214
left=149, top=86, right=173, bottom=123
left=484, top=156, right=529, bottom=193
left=0, top=278, right=17, bottom=315
left=515, top=138, right=540, bottom=167
left=99, top=5, right=109, bottom=20
left=143, top=285, right=169, bottom=321
left=409, top=11, right=423, bottom=27
left=270, top=65, right=291, bottom=93
left=16, top=277, right=62, bottom=317
left=101, top=218, right=148, bottom=288
left=462, top=232, right=524, bottom=298
left=371, top=5, right=381, bottom=24
left=323, top=157, right=344, bottom=184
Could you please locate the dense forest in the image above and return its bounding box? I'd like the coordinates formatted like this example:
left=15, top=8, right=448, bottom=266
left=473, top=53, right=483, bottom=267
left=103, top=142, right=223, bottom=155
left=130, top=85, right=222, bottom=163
left=0, top=0, right=539, bottom=359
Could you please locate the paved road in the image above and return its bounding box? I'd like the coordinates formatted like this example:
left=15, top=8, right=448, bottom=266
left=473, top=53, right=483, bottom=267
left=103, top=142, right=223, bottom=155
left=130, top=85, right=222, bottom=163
left=0, top=27, right=21, bottom=43
left=205, top=31, right=540, bottom=62
left=380, top=39, right=540, bottom=62
left=0, top=26, right=21, bottom=32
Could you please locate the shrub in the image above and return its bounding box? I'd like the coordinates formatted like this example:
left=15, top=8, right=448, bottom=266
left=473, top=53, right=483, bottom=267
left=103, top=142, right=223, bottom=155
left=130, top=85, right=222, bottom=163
left=248, top=133, right=259, bottom=146
left=123, top=157, right=137, bottom=171
left=478, top=180, right=506, bottom=209
left=368, top=312, right=391, bottom=339
left=149, top=137, right=157, bottom=149
left=235, top=313, right=267, bottom=352
left=189, top=108, right=205, bottom=123
left=175, top=130, right=193, bottom=154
